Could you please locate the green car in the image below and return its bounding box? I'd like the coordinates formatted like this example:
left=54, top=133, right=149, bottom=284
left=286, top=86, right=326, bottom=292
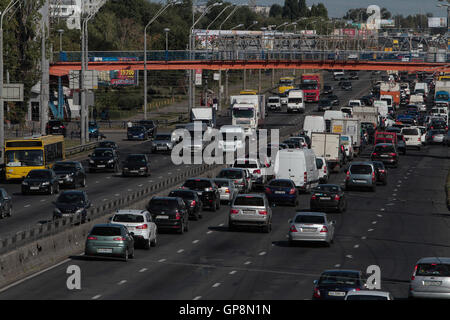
left=85, top=224, right=135, bottom=261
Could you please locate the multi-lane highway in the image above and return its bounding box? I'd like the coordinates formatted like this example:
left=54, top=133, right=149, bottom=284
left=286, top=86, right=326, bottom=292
left=1, top=71, right=448, bottom=300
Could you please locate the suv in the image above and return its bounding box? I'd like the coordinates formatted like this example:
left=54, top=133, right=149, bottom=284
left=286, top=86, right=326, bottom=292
left=88, top=148, right=120, bottom=173
left=168, top=189, right=202, bottom=220
left=229, top=194, right=272, bottom=233
left=122, top=154, right=151, bottom=177
left=401, top=127, right=422, bottom=150
left=52, top=190, right=91, bottom=223
left=409, top=257, right=450, bottom=299
left=146, top=196, right=189, bottom=234
left=181, top=178, right=220, bottom=212
left=216, top=168, right=250, bottom=193
left=137, top=120, right=157, bottom=138
left=53, top=161, right=87, bottom=188
left=110, top=210, right=157, bottom=249
left=127, top=126, right=148, bottom=141
left=232, top=158, right=267, bottom=189
left=46, top=120, right=66, bottom=137
left=345, top=162, right=377, bottom=191
left=371, top=143, right=398, bottom=167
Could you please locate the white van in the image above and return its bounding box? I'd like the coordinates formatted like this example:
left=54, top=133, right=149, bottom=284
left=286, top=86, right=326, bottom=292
left=324, top=110, right=346, bottom=132
left=374, top=100, right=388, bottom=117
left=348, top=100, right=362, bottom=107
left=303, top=115, right=325, bottom=138
left=218, top=125, right=245, bottom=153
left=274, top=148, right=319, bottom=192
left=287, top=89, right=304, bottom=113
left=414, top=82, right=428, bottom=97
left=380, top=95, right=393, bottom=110
left=400, top=127, right=422, bottom=150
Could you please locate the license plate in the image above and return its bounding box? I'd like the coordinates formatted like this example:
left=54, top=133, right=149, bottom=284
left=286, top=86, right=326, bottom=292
left=302, top=228, right=316, bottom=232
left=97, top=165, right=105, bottom=168
left=243, top=210, right=254, bottom=215
left=381, top=155, right=389, bottom=157
left=97, top=248, right=112, bottom=253
left=156, top=215, right=169, bottom=220
left=62, top=214, right=72, bottom=217
left=275, top=191, right=285, bottom=194
left=197, top=192, right=202, bottom=196
left=423, top=281, right=442, bottom=286
left=133, top=136, right=139, bottom=138
left=59, top=180, right=64, bottom=183
left=328, top=291, right=346, bottom=296
left=355, top=180, right=367, bottom=183
left=53, top=127, right=59, bottom=130
left=30, top=187, right=40, bottom=190
left=130, top=170, right=138, bottom=173
left=157, top=146, right=166, bottom=150
left=320, top=197, right=331, bottom=200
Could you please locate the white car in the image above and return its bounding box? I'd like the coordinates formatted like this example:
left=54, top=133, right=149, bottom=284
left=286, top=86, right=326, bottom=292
left=315, top=156, right=329, bottom=183
left=110, top=209, right=157, bottom=249
left=232, top=158, right=267, bottom=188
left=401, top=126, right=422, bottom=150
left=345, top=290, right=394, bottom=300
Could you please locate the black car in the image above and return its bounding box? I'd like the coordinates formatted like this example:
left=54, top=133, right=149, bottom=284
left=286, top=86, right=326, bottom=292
left=168, top=189, right=202, bottom=220
left=372, top=161, right=387, bottom=185
left=52, top=190, right=91, bottom=223
left=181, top=178, right=220, bottom=212
left=428, top=119, right=448, bottom=131
left=323, top=84, right=333, bottom=94
left=122, top=154, right=151, bottom=177
left=0, top=188, right=12, bottom=219
left=137, top=120, right=157, bottom=138
left=310, top=184, right=346, bottom=213
left=283, top=138, right=302, bottom=149
left=340, top=81, right=352, bottom=91
left=127, top=126, right=148, bottom=141
left=348, top=71, right=359, bottom=80
left=98, top=140, right=119, bottom=153
left=312, top=270, right=366, bottom=300
left=328, top=94, right=340, bottom=106
left=146, top=196, right=189, bottom=234
left=318, top=98, right=332, bottom=112
left=46, top=120, right=67, bottom=137
left=88, top=148, right=120, bottom=173
left=371, top=143, right=398, bottom=167
left=53, top=161, right=86, bottom=189
left=22, top=169, right=59, bottom=195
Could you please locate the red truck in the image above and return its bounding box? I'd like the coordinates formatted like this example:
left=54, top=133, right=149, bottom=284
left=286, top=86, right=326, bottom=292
left=374, top=131, right=397, bottom=145
left=300, top=73, right=322, bottom=102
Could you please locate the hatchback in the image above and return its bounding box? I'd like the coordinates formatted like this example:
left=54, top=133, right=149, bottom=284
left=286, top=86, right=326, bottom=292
left=310, top=184, right=346, bottom=213
left=127, top=126, right=148, bottom=141
left=213, top=178, right=238, bottom=205
left=168, top=189, right=202, bottom=220
left=22, top=169, right=60, bottom=195
left=110, top=210, right=157, bottom=249
left=372, top=161, right=388, bottom=185
left=229, top=194, right=272, bottom=233
left=216, top=168, right=249, bottom=193
left=122, top=154, right=151, bottom=177
left=312, top=270, right=366, bottom=300
left=426, top=130, right=446, bottom=144
left=371, top=143, right=398, bottom=167
left=264, top=179, right=298, bottom=207
left=52, top=190, right=91, bottom=223
left=288, top=212, right=335, bottom=246
left=345, top=162, right=376, bottom=191
left=146, top=196, right=189, bottom=234
left=409, top=257, right=450, bottom=299
left=46, top=120, right=66, bottom=137
left=85, top=224, right=135, bottom=261
left=181, top=178, right=220, bottom=211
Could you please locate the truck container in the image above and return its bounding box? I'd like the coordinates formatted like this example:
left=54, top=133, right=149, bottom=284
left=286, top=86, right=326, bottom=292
left=352, top=106, right=378, bottom=128
left=310, top=132, right=343, bottom=172
left=230, top=95, right=265, bottom=137
left=330, top=118, right=361, bottom=155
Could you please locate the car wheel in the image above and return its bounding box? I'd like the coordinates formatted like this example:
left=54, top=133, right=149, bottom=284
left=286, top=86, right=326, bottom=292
left=151, top=236, right=157, bottom=247
left=7, top=206, right=11, bottom=217
left=81, top=177, right=86, bottom=187
left=143, top=238, right=151, bottom=250
left=123, top=249, right=129, bottom=262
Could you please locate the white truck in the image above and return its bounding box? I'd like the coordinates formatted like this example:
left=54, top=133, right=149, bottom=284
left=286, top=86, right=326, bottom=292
left=230, top=95, right=266, bottom=137
left=190, top=107, right=216, bottom=129
left=352, top=106, right=378, bottom=128
left=287, top=89, right=305, bottom=113
left=310, top=132, right=343, bottom=172
left=330, top=118, right=361, bottom=156
left=373, top=100, right=388, bottom=117
left=303, top=115, right=326, bottom=138
left=409, top=94, right=426, bottom=112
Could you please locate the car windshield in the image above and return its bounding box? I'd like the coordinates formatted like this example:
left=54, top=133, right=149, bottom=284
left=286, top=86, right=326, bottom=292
left=318, top=272, right=359, bottom=286
left=53, top=163, right=76, bottom=171
left=233, top=160, right=258, bottom=169
left=300, top=83, right=317, bottom=90
left=288, top=98, right=303, bottom=104
left=155, top=135, right=171, bottom=140
left=168, top=191, right=195, bottom=199
left=416, top=263, right=450, bottom=277
left=233, top=109, right=254, bottom=118
left=268, top=98, right=279, bottom=103
left=128, top=127, right=144, bottom=133
left=350, top=165, right=372, bottom=174
left=27, top=170, right=51, bottom=179
left=295, top=215, right=325, bottom=224
left=57, top=193, right=84, bottom=204
left=149, top=199, right=178, bottom=208
left=126, top=155, right=146, bottom=163
left=183, top=180, right=212, bottom=190
left=90, top=226, right=121, bottom=236
left=234, top=196, right=264, bottom=207
left=139, top=121, right=154, bottom=128
left=373, top=162, right=385, bottom=169
left=93, top=149, right=113, bottom=157
left=342, top=82, right=351, bottom=86
left=217, top=170, right=243, bottom=179
left=99, top=142, right=115, bottom=148
left=374, top=145, right=395, bottom=153
left=112, top=214, right=144, bottom=223
left=5, top=150, right=44, bottom=167
left=213, top=179, right=230, bottom=188
left=313, top=185, right=339, bottom=193
left=268, top=180, right=293, bottom=188
left=319, top=100, right=330, bottom=106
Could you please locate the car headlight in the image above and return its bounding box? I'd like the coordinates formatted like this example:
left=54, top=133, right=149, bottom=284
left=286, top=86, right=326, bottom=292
left=22, top=181, right=28, bottom=185
left=42, top=182, right=50, bottom=186
left=108, top=159, right=114, bottom=163
left=123, top=167, right=129, bottom=170
left=140, top=167, right=147, bottom=170
left=75, top=208, right=84, bottom=215
left=89, top=160, right=94, bottom=164
left=53, top=208, right=61, bottom=215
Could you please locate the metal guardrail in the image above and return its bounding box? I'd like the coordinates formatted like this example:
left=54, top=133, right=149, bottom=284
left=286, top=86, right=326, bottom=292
left=64, top=141, right=98, bottom=157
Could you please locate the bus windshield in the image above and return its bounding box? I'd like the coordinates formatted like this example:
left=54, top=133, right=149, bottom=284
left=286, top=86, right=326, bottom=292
left=5, top=150, right=44, bottom=167
left=279, top=79, right=294, bottom=85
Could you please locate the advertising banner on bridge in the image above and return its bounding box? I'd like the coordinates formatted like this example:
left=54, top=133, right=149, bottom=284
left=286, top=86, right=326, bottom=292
left=98, top=69, right=137, bottom=86
left=193, top=29, right=265, bottom=50
left=428, top=17, right=447, bottom=28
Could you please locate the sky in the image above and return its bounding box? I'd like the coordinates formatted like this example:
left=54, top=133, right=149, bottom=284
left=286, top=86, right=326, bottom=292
left=190, top=0, right=446, bottom=18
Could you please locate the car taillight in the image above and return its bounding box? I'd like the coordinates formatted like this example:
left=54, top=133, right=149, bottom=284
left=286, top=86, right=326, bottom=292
left=354, top=288, right=361, bottom=291
left=60, top=125, right=65, bottom=129
left=136, top=224, right=148, bottom=229
left=379, top=169, right=385, bottom=173
left=289, top=188, right=296, bottom=195
left=254, top=169, right=261, bottom=174
left=346, top=171, right=350, bottom=180
left=258, top=210, right=267, bottom=215
left=113, top=237, right=126, bottom=241
left=304, top=172, right=307, bottom=183
left=411, top=265, right=418, bottom=281
left=389, top=153, right=397, bottom=157
left=175, top=211, right=181, bottom=220
left=313, top=287, right=321, bottom=298
left=230, top=209, right=239, bottom=215
left=265, top=187, right=272, bottom=194
left=372, top=152, right=377, bottom=156
left=334, top=194, right=340, bottom=201
left=372, top=171, right=376, bottom=182
left=311, top=194, right=317, bottom=200
left=225, top=189, right=230, bottom=194
left=323, top=166, right=327, bottom=174
left=190, top=200, right=196, bottom=207
left=320, top=226, right=328, bottom=233
left=87, top=236, right=97, bottom=240
left=290, top=225, right=297, bottom=232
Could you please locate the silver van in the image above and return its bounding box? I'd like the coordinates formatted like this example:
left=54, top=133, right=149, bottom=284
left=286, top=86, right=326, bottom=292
left=409, top=257, right=450, bottom=299
left=345, top=161, right=376, bottom=191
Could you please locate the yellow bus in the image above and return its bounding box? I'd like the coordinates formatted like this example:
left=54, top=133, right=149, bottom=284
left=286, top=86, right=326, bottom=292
left=438, top=75, right=450, bottom=81
left=278, top=77, right=295, bottom=94
left=240, top=89, right=257, bottom=95
left=4, top=135, right=65, bottom=180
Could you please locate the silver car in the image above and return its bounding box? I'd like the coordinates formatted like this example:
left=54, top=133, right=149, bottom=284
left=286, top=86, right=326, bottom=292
left=151, top=133, right=174, bottom=153
left=216, top=168, right=249, bottom=193
left=409, top=257, right=450, bottom=299
left=213, top=178, right=238, bottom=204
left=345, top=161, right=377, bottom=192
left=288, top=212, right=335, bottom=246
left=229, top=194, right=272, bottom=233
left=345, top=290, right=394, bottom=300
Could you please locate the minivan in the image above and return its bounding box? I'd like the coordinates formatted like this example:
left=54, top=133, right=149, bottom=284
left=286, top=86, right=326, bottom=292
left=345, top=161, right=377, bottom=191
left=401, top=127, right=422, bottom=150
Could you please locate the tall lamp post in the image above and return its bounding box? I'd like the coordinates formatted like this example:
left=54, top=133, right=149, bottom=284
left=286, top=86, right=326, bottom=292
left=144, top=0, right=180, bottom=120
left=164, top=27, right=170, bottom=61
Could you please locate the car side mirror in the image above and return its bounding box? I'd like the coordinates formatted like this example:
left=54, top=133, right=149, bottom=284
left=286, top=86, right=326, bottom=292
left=288, top=219, right=292, bottom=223
left=331, top=220, right=336, bottom=225
left=108, top=216, right=112, bottom=222
left=313, top=280, right=318, bottom=285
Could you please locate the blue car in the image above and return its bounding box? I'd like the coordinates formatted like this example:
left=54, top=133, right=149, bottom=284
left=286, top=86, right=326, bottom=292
left=312, top=270, right=366, bottom=300
left=264, top=179, right=298, bottom=207
left=88, top=121, right=99, bottom=134
left=127, top=126, right=148, bottom=141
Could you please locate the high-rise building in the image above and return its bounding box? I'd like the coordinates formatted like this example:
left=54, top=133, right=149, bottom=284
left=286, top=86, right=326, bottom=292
left=50, top=0, right=105, bottom=30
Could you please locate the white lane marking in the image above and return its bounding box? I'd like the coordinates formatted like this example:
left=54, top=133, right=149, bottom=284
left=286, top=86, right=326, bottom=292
left=393, top=193, right=397, bottom=197
left=103, top=199, right=108, bottom=202
left=158, top=176, right=163, bottom=179
left=377, top=214, right=383, bottom=217
left=207, top=231, right=213, bottom=234
left=368, top=229, right=374, bottom=232
left=115, top=194, right=120, bottom=197
left=106, top=177, right=111, bottom=179
left=127, top=189, right=132, bottom=192
left=138, top=184, right=143, bottom=187
left=168, top=172, right=172, bottom=175
left=193, top=296, right=202, bottom=300
left=372, top=221, right=377, bottom=224
left=212, top=283, right=221, bottom=288
left=398, top=180, right=402, bottom=183
left=24, top=204, right=30, bottom=208
left=148, top=180, right=154, bottom=183
left=95, top=181, right=99, bottom=184
left=229, top=270, right=237, bottom=275
left=139, top=268, right=147, bottom=273
left=219, top=223, right=224, bottom=227
left=346, top=255, right=353, bottom=259
left=394, top=189, right=398, bottom=191
left=334, top=264, right=341, bottom=267
left=244, top=261, right=252, bottom=265
left=177, top=249, right=184, bottom=253
left=118, top=280, right=127, bottom=285
left=380, top=208, right=385, bottom=211
left=192, top=240, right=199, bottom=244
left=92, top=295, right=102, bottom=300
left=158, top=259, right=166, bottom=262
left=396, top=185, right=401, bottom=188
left=40, top=199, right=46, bottom=202
left=361, top=236, right=367, bottom=240
left=354, top=244, right=359, bottom=249
left=259, top=251, right=267, bottom=256
left=386, top=203, right=395, bottom=206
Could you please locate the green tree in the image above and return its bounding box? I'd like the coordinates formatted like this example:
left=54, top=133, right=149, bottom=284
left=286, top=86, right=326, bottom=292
left=298, top=0, right=308, bottom=17
left=269, top=4, right=283, bottom=18
left=282, top=0, right=299, bottom=21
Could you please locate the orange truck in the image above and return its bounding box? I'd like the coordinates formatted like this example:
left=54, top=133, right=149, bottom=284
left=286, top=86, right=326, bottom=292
left=380, top=82, right=400, bottom=109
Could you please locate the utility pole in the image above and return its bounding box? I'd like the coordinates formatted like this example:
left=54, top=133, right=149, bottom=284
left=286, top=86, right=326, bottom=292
left=40, top=0, right=49, bottom=136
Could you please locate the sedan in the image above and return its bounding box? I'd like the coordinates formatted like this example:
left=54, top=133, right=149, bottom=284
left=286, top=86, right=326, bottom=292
left=318, top=99, right=332, bottom=112
left=371, top=143, right=398, bottom=168
left=328, top=94, right=340, bottom=106
left=53, top=161, right=86, bottom=189
left=85, top=224, right=135, bottom=261
left=22, top=169, right=60, bottom=195
left=264, top=179, right=298, bottom=207
left=151, top=133, right=174, bottom=153
left=0, top=188, right=12, bottom=219
left=310, top=184, right=346, bottom=213
left=372, top=161, right=388, bottom=185
left=213, top=178, right=238, bottom=205
left=288, top=212, right=335, bottom=246
left=312, top=269, right=366, bottom=300
left=52, top=190, right=91, bottom=223
left=426, top=130, right=446, bottom=145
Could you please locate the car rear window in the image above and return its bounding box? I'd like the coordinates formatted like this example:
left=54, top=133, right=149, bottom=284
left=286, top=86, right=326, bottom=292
left=168, top=191, right=195, bottom=199
left=402, top=129, right=418, bottom=135
left=155, top=134, right=171, bottom=140
left=318, top=272, right=360, bottom=286
left=217, top=170, right=243, bottom=179
left=416, top=263, right=450, bottom=277
left=313, top=185, right=339, bottom=193
left=149, top=199, right=178, bottom=208
left=90, top=226, right=122, bottom=236
left=316, top=158, right=324, bottom=169
left=295, top=215, right=325, bottom=224
left=268, top=180, right=293, bottom=188
left=350, top=165, right=373, bottom=174
left=374, top=145, right=395, bottom=153
left=213, top=179, right=230, bottom=187
left=233, top=160, right=258, bottom=169
left=233, top=196, right=264, bottom=207
left=112, top=214, right=144, bottom=223
left=183, top=179, right=212, bottom=189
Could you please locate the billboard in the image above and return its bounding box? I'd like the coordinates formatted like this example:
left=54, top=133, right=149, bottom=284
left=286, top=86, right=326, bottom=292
left=428, top=17, right=447, bottom=28
left=98, top=69, right=137, bottom=86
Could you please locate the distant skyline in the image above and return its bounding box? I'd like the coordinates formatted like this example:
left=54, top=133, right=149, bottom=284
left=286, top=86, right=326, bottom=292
left=188, top=0, right=445, bottom=18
